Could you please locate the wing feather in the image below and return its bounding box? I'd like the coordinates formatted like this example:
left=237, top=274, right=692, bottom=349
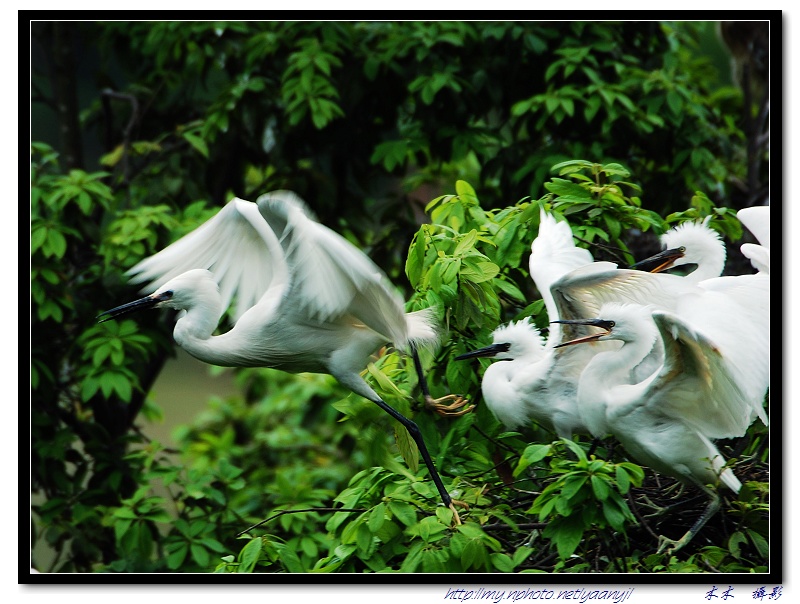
left=529, top=209, right=595, bottom=325
left=737, top=206, right=770, bottom=249
left=257, top=191, right=409, bottom=345
left=649, top=310, right=756, bottom=439
left=550, top=264, right=693, bottom=342
left=126, top=198, right=289, bottom=323
left=737, top=206, right=770, bottom=274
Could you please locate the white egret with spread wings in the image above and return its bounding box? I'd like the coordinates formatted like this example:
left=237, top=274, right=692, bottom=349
left=98, top=190, right=470, bottom=523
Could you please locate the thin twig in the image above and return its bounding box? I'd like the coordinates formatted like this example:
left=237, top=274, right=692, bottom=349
left=482, top=522, right=547, bottom=531
left=236, top=507, right=366, bottom=537
left=101, top=89, right=140, bottom=185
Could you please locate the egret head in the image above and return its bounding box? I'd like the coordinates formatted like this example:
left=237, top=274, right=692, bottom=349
left=98, top=269, right=218, bottom=322
left=553, top=303, right=654, bottom=347
left=456, top=318, right=545, bottom=362
left=632, top=218, right=724, bottom=278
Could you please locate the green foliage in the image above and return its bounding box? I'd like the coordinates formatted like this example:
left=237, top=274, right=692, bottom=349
left=526, top=440, right=643, bottom=559
left=31, top=21, right=768, bottom=574
left=64, top=21, right=760, bottom=236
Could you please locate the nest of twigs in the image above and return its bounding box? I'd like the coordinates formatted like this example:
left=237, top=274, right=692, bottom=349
left=474, top=433, right=769, bottom=573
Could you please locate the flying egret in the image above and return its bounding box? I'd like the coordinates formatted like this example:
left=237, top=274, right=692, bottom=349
left=456, top=209, right=620, bottom=438
left=554, top=302, right=759, bottom=553
left=98, top=190, right=470, bottom=523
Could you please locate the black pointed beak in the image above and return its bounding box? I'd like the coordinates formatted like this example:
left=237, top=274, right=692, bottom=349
left=551, top=319, right=614, bottom=348
left=97, top=291, right=172, bottom=323
left=629, top=246, right=686, bottom=273
left=455, top=342, right=511, bottom=360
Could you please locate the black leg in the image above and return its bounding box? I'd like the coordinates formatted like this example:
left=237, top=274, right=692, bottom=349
left=371, top=396, right=453, bottom=509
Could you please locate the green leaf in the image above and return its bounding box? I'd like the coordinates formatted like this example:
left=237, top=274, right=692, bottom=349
left=394, top=424, right=419, bottom=474
left=421, top=548, right=445, bottom=573
left=545, top=178, right=592, bottom=199
left=183, top=130, right=209, bottom=158
left=453, top=229, right=478, bottom=257
left=590, top=475, right=610, bottom=500
left=547, top=516, right=584, bottom=559
left=238, top=537, right=263, bottom=573
left=728, top=530, right=747, bottom=559
left=406, top=232, right=425, bottom=287
left=512, top=545, right=534, bottom=567
left=113, top=518, right=133, bottom=543
left=389, top=500, right=417, bottom=527
left=456, top=522, right=487, bottom=540
left=368, top=502, right=386, bottom=533
left=615, top=466, right=631, bottom=494
left=455, top=180, right=478, bottom=204
left=666, top=90, right=682, bottom=115
left=435, top=506, right=454, bottom=526
left=166, top=542, right=188, bottom=570
left=366, top=363, right=406, bottom=398
left=601, top=498, right=627, bottom=531
left=514, top=443, right=551, bottom=476
left=584, top=95, right=602, bottom=121
left=190, top=542, right=211, bottom=568
left=461, top=259, right=499, bottom=283
left=356, top=522, right=373, bottom=555
left=561, top=475, right=588, bottom=501
left=46, top=229, right=68, bottom=258
left=490, top=552, right=515, bottom=572
left=494, top=278, right=526, bottom=303
left=746, top=528, right=769, bottom=558
left=200, top=537, right=227, bottom=553
left=461, top=538, right=481, bottom=569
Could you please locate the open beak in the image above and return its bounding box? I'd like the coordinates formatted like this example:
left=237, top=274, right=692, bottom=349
left=455, top=342, right=511, bottom=360
left=551, top=318, right=615, bottom=348
left=97, top=291, right=172, bottom=323
left=629, top=246, right=685, bottom=273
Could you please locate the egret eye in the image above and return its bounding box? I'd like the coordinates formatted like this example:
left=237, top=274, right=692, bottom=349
left=161, top=290, right=174, bottom=299
left=679, top=246, right=687, bottom=253
left=608, top=321, right=615, bottom=327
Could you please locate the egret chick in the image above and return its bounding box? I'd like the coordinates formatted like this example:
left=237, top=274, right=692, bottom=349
left=457, top=209, right=618, bottom=438
left=99, top=191, right=468, bottom=523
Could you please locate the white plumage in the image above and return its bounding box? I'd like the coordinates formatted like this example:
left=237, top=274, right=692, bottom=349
left=556, top=300, right=765, bottom=552
left=457, top=209, right=620, bottom=438
left=99, top=190, right=467, bottom=522
left=737, top=204, right=770, bottom=274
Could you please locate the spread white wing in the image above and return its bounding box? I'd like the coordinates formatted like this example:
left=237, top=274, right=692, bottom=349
left=126, top=191, right=409, bottom=345
left=529, top=209, right=595, bottom=322
left=648, top=309, right=762, bottom=439
left=127, top=198, right=289, bottom=323
left=256, top=190, right=408, bottom=344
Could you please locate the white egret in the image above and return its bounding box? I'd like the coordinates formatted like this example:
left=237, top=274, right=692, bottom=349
left=456, top=209, right=618, bottom=438
left=98, top=190, right=469, bottom=522
left=458, top=203, right=769, bottom=439
left=631, top=205, right=770, bottom=278
left=547, top=216, right=769, bottom=431
left=629, top=217, right=725, bottom=282
left=554, top=301, right=763, bottom=553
